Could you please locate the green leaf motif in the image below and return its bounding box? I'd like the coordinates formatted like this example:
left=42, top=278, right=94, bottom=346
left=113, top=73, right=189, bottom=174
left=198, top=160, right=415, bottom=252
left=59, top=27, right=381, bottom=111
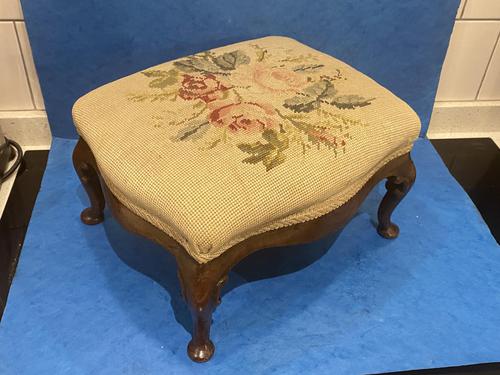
left=278, top=114, right=339, bottom=150
left=237, top=129, right=289, bottom=171
left=262, top=129, right=289, bottom=149
left=262, top=151, right=286, bottom=171
left=283, top=96, right=320, bottom=113
left=293, top=64, right=324, bottom=72
left=284, top=80, right=336, bottom=113
left=237, top=141, right=274, bottom=156
left=303, top=80, right=337, bottom=98
left=330, top=95, right=373, bottom=109
left=141, top=69, right=179, bottom=89
left=170, top=121, right=209, bottom=142
left=173, top=50, right=249, bottom=74
left=173, top=57, right=220, bottom=74
left=213, top=50, right=250, bottom=70
left=141, top=70, right=165, bottom=77
left=284, top=79, right=373, bottom=113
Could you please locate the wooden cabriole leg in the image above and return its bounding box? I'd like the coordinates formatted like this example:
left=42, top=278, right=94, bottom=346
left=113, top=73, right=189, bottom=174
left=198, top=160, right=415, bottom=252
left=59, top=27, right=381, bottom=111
left=377, top=155, right=416, bottom=239
left=177, top=259, right=228, bottom=363
left=72, top=138, right=105, bottom=225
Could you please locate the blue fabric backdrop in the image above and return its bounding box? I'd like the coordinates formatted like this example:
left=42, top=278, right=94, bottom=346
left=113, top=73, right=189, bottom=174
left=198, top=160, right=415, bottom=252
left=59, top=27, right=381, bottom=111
left=21, top=0, right=460, bottom=139
left=2, top=138, right=500, bottom=374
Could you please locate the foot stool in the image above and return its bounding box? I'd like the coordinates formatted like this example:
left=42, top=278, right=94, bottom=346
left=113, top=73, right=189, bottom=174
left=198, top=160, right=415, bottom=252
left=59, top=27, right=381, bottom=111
left=72, top=36, right=419, bottom=362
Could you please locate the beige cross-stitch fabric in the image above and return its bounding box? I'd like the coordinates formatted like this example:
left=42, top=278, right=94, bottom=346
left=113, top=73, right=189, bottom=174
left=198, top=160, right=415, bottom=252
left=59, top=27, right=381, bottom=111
left=73, top=36, right=420, bottom=263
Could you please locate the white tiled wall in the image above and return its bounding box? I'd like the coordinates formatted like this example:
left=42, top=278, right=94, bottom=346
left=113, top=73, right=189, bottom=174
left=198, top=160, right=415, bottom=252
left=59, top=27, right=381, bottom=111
left=429, top=0, right=500, bottom=144
left=0, top=0, right=23, bottom=21
left=462, top=0, right=500, bottom=19
left=435, top=21, right=500, bottom=101
left=15, top=21, right=45, bottom=109
left=0, top=1, right=45, bottom=111
left=0, top=0, right=50, bottom=159
left=0, top=21, right=32, bottom=110
left=0, top=0, right=50, bottom=217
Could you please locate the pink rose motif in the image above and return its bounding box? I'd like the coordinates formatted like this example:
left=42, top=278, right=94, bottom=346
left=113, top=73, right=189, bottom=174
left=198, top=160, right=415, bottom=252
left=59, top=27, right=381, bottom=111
left=208, top=101, right=277, bottom=133
left=179, top=73, right=229, bottom=103
left=252, top=64, right=308, bottom=93
left=309, top=130, right=347, bottom=147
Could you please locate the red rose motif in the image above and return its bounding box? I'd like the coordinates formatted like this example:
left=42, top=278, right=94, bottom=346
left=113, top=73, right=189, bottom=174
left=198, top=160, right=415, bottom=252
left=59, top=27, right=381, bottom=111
left=178, top=73, right=229, bottom=103
left=208, top=102, right=277, bottom=133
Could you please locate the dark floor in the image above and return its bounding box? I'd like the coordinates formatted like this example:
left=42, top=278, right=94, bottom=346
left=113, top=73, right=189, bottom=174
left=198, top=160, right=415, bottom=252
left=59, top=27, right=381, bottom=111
left=430, top=138, right=500, bottom=244
left=0, top=139, right=498, bottom=374
left=0, top=150, right=48, bottom=319
left=376, top=362, right=500, bottom=375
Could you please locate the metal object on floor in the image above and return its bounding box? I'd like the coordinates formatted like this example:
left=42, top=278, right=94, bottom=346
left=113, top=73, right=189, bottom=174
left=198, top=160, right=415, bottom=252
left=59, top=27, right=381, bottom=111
left=0, top=135, right=23, bottom=184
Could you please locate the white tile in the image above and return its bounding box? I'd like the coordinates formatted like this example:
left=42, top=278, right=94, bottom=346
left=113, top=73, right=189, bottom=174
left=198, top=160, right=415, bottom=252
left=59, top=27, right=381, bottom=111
left=15, top=22, right=45, bottom=109
left=435, top=21, right=500, bottom=101
left=478, top=35, right=500, bottom=99
left=457, top=0, right=467, bottom=18
left=0, top=0, right=23, bottom=20
left=463, top=0, right=500, bottom=19
left=0, top=22, right=33, bottom=110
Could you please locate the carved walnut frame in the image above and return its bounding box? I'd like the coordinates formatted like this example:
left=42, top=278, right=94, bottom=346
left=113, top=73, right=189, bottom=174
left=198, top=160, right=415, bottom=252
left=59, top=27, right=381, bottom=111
left=72, top=136, right=416, bottom=362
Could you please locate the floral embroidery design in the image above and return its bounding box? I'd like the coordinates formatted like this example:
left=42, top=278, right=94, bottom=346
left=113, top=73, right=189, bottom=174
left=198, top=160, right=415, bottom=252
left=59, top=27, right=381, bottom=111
left=129, top=45, right=374, bottom=171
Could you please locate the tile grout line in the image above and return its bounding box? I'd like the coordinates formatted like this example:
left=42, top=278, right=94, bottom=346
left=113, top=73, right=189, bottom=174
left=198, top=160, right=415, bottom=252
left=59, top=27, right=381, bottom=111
left=475, top=31, right=500, bottom=100
left=459, top=0, right=468, bottom=18
left=435, top=99, right=500, bottom=103
left=0, top=109, right=46, bottom=113
left=12, top=21, right=36, bottom=111
left=456, top=19, right=500, bottom=22
left=0, top=111, right=46, bottom=115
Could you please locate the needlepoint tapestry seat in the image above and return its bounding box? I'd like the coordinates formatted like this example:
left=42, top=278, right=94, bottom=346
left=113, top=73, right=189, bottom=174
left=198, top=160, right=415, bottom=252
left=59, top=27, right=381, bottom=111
left=72, top=36, right=420, bottom=362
